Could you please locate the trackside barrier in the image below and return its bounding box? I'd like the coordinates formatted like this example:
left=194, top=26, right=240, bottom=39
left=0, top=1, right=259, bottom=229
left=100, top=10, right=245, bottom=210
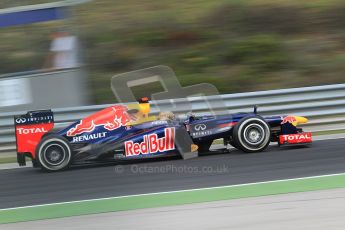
left=1, top=83, right=345, bottom=156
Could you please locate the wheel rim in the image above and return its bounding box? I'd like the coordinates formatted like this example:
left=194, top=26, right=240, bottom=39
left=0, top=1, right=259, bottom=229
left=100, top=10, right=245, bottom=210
left=243, top=124, right=265, bottom=145
left=43, top=144, right=66, bottom=166
left=38, top=138, right=72, bottom=171
left=237, top=118, right=271, bottom=152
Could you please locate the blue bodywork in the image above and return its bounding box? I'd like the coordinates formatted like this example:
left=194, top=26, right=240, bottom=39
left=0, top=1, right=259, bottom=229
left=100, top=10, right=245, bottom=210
left=53, top=111, right=290, bottom=163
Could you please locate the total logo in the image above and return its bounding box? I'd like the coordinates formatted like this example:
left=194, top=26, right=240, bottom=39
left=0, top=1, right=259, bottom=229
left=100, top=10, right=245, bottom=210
left=280, top=132, right=312, bottom=144
left=125, top=128, right=175, bottom=157
left=72, top=132, right=107, bottom=143
left=16, top=127, right=48, bottom=135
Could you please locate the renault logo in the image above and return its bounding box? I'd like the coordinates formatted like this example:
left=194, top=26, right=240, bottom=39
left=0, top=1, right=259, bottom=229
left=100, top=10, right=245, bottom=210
left=194, top=124, right=207, bottom=131
left=15, top=118, right=26, bottom=124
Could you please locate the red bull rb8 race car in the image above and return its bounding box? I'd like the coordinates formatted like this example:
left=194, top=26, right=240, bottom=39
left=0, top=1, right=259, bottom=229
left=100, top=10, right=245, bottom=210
left=14, top=98, right=312, bottom=171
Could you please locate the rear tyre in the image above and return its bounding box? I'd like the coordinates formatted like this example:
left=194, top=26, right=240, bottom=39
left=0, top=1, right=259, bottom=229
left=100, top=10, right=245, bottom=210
left=233, top=116, right=271, bottom=153
left=36, top=135, right=72, bottom=171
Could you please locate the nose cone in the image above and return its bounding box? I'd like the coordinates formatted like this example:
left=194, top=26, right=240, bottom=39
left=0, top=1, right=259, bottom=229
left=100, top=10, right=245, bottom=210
left=295, top=116, right=309, bottom=125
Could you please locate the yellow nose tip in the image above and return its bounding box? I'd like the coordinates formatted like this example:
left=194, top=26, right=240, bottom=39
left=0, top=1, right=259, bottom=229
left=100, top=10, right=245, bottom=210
left=295, top=116, right=308, bottom=124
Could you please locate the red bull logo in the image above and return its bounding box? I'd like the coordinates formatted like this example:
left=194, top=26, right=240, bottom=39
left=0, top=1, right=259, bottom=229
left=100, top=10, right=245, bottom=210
left=125, top=128, right=175, bottom=157
left=67, top=105, right=135, bottom=137
left=281, top=116, right=297, bottom=125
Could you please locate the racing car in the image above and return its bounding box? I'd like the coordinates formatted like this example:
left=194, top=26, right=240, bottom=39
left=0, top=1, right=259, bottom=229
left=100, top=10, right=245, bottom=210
left=14, top=97, right=312, bottom=171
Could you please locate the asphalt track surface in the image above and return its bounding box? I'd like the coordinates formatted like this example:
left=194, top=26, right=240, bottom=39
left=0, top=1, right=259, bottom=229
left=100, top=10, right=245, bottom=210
left=1, top=139, right=345, bottom=209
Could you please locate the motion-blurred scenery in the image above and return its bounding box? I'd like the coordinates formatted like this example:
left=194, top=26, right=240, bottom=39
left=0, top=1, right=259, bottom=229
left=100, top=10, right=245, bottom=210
left=2, top=1, right=345, bottom=228
left=1, top=0, right=344, bottom=104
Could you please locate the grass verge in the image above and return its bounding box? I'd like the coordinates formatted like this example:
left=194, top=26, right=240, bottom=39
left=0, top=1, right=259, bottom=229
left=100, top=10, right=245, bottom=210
left=0, top=157, right=17, bottom=164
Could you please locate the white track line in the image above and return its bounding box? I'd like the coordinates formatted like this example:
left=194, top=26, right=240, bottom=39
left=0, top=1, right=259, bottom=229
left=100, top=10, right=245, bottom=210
left=1, top=172, right=345, bottom=212
left=313, top=134, right=345, bottom=141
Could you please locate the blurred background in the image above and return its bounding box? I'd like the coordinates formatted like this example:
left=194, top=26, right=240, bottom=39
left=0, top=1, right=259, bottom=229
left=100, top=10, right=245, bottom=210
left=0, top=0, right=344, bottom=106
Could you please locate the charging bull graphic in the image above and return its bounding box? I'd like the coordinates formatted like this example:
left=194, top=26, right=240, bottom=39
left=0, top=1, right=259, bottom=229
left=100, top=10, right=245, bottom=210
left=281, top=116, right=308, bottom=127
left=67, top=105, right=136, bottom=137
left=281, top=116, right=297, bottom=125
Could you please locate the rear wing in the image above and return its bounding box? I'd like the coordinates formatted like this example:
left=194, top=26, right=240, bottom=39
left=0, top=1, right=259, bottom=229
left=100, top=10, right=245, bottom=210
left=14, top=110, right=54, bottom=165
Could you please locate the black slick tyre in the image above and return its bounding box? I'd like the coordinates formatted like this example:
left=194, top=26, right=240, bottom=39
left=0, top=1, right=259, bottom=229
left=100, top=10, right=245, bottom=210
left=233, top=116, right=271, bottom=153
left=36, top=135, right=72, bottom=171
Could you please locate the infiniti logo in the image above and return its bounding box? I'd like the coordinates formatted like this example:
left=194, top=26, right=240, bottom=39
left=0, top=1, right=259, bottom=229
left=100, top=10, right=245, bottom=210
left=15, top=118, right=26, bottom=124
left=194, top=124, right=207, bottom=131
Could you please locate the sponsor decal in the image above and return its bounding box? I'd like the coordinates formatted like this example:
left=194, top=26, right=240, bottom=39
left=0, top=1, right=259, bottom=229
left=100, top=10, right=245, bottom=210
left=279, top=132, right=312, bottom=145
left=125, top=127, right=175, bottom=157
left=15, top=123, right=54, bottom=157
left=15, top=115, right=54, bottom=125
left=194, top=124, right=207, bottom=131
left=191, top=130, right=213, bottom=137
left=15, top=118, right=27, bottom=124
left=281, top=116, right=297, bottom=125
left=152, top=120, right=168, bottom=126
left=67, top=105, right=135, bottom=137
left=27, top=116, right=53, bottom=122
left=16, top=127, right=48, bottom=135
left=72, top=132, right=107, bottom=143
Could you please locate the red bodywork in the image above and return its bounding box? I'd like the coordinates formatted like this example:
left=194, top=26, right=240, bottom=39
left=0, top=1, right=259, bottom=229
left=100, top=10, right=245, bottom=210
left=15, top=123, right=54, bottom=159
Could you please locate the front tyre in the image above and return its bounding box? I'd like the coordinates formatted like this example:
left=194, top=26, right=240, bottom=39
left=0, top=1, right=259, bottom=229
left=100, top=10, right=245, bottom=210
left=233, top=116, right=271, bottom=153
left=36, top=135, right=72, bottom=171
